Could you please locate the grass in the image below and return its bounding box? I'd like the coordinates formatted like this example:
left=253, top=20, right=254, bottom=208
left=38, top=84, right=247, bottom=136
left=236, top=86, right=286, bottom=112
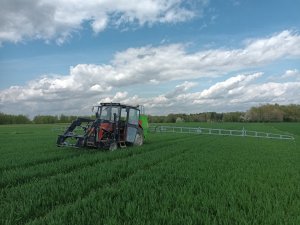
left=0, top=123, right=299, bottom=225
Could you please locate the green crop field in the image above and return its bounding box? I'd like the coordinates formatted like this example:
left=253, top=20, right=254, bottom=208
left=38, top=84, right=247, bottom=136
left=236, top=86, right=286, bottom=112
left=0, top=123, right=299, bottom=225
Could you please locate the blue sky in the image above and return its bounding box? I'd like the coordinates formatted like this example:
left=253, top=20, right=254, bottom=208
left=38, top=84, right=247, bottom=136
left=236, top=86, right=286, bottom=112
left=0, top=0, right=300, bottom=116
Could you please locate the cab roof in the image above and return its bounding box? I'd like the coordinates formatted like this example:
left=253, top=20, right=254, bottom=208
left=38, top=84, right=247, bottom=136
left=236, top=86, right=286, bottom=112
left=100, top=102, right=139, bottom=110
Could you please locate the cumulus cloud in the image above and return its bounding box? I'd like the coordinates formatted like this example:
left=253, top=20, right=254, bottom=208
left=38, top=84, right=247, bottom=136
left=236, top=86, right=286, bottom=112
left=13, top=29, right=292, bottom=94
left=184, top=75, right=300, bottom=111
left=1, top=72, right=300, bottom=116
left=96, top=73, right=300, bottom=114
left=99, top=81, right=197, bottom=109
left=281, top=69, right=300, bottom=80
left=0, top=0, right=207, bottom=44
left=1, top=30, right=300, bottom=115
left=71, top=30, right=300, bottom=84
left=183, top=73, right=294, bottom=104
left=165, top=81, right=198, bottom=98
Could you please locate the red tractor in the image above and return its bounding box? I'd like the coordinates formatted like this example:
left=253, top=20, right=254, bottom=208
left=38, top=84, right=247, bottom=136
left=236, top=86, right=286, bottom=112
left=57, top=103, right=148, bottom=150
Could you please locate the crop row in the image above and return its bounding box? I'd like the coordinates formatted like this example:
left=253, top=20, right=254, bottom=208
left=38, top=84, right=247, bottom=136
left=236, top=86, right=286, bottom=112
left=0, top=128, right=190, bottom=171
left=1, top=135, right=193, bottom=188
left=0, top=124, right=299, bottom=225
left=0, top=134, right=202, bottom=225
left=28, top=136, right=300, bottom=225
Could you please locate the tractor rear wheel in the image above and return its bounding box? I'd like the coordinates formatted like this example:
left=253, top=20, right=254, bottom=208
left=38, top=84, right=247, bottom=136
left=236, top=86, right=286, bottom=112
left=134, top=132, right=144, bottom=146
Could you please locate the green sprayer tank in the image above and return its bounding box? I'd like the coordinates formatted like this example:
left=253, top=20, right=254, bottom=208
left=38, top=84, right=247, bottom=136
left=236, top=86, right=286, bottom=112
left=139, top=114, right=149, bottom=138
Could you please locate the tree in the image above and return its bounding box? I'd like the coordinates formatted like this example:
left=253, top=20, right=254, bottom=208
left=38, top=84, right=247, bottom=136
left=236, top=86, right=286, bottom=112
left=0, top=112, right=31, bottom=124
left=223, top=112, right=244, bottom=122
left=33, top=115, right=58, bottom=124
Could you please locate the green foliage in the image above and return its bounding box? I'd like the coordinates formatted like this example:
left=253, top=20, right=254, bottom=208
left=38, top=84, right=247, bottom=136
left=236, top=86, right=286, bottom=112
left=58, top=114, right=81, bottom=123
left=222, top=112, right=244, bottom=122
left=33, top=115, right=85, bottom=124
left=1, top=104, right=299, bottom=124
left=0, top=123, right=299, bottom=225
left=148, top=104, right=300, bottom=123
left=0, top=113, right=93, bottom=124
left=33, top=115, right=59, bottom=124
left=246, top=104, right=300, bottom=122
left=0, top=112, right=31, bottom=124
left=148, top=112, right=225, bottom=123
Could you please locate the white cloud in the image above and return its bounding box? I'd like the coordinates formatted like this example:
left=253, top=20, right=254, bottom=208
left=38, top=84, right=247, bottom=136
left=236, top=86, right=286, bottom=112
left=65, top=30, right=300, bottom=86
left=197, top=73, right=262, bottom=99
left=0, top=0, right=207, bottom=44
left=100, top=91, right=129, bottom=103
left=165, top=81, right=198, bottom=98
left=281, top=69, right=300, bottom=80
left=189, top=75, right=300, bottom=111
left=1, top=72, right=300, bottom=116
left=96, top=73, right=300, bottom=114
left=1, top=30, right=300, bottom=115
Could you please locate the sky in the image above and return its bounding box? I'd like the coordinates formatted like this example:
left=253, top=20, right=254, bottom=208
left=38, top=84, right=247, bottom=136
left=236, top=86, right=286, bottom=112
left=0, top=0, right=300, bottom=117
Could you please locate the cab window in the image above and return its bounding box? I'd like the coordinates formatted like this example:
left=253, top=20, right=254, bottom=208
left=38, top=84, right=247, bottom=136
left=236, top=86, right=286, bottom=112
left=100, top=106, right=120, bottom=121
left=128, top=109, right=139, bottom=125
left=100, top=107, right=110, bottom=120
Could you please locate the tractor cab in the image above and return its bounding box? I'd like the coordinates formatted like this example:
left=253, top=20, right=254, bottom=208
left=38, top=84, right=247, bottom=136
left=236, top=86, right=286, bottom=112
left=57, top=103, right=147, bottom=150
left=94, top=103, right=143, bottom=146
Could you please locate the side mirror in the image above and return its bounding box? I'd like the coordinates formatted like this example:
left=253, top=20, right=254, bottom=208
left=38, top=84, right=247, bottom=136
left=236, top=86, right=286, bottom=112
left=91, top=106, right=95, bottom=112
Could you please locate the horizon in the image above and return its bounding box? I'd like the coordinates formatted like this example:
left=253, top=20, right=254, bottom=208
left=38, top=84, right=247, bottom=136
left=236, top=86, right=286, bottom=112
left=2, top=103, right=299, bottom=120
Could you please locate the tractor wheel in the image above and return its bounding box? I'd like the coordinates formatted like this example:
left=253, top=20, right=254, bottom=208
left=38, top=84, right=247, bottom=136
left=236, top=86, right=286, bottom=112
left=134, top=132, right=144, bottom=146
left=56, top=135, right=64, bottom=146
left=109, top=142, right=118, bottom=151
left=75, top=137, right=84, bottom=148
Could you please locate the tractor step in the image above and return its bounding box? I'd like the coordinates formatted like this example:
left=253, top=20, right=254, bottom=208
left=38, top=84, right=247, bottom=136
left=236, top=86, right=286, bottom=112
left=87, top=141, right=95, bottom=147
left=119, top=141, right=126, bottom=148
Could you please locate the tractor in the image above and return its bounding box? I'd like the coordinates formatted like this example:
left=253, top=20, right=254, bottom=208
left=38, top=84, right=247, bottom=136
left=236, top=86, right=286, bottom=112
left=57, top=103, right=148, bottom=150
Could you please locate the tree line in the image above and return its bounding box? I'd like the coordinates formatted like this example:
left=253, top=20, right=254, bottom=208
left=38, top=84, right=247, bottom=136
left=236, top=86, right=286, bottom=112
left=0, top=113, right=94, bottom=125
left=1, top=104, right=300, bottom=124
left=148, top=104, right=300, bottom=123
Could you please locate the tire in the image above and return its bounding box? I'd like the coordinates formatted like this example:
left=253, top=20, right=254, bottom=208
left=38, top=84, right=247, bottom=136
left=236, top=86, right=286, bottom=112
left=56, top=135, right=64, bottom=146
left=75, top=138, right=84, bottom=148
left=109, top=142, right=118, bottom=151
left=134, top=132, right=144, bottom=146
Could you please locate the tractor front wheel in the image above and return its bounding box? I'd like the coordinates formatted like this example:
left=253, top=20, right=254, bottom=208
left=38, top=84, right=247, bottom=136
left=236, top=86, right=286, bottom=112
left=109, top=142, right=118, bottom=151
